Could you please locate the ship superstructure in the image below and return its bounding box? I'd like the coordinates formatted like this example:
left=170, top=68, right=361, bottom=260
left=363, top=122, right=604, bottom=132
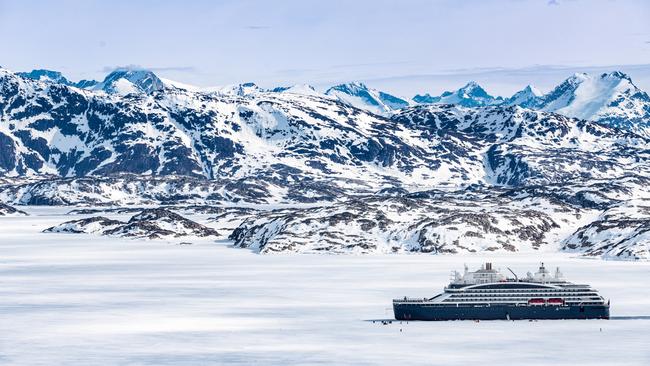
left=393, top=263, right=609, bottom=320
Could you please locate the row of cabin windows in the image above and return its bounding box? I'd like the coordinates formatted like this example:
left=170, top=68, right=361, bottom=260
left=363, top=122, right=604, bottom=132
left=446, top=297, right=602, bottom=302
left=449, top=292, right=599, bottom=298
left=443, top=298, right=603, bottom=303
left=423, top=301, right=604, bottom=307
left=451, top=291, right=598, bottom=297
left=455, top=288, right=591, bottom=293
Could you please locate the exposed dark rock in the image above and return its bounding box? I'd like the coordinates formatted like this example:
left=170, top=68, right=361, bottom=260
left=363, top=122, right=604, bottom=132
left=0, top=202, right=28, bottom=216
left=563, top=200, right=650, bottom=260
left=229, top=194, right=578, bottom=255
left=44, top=208, right=219, bottom=240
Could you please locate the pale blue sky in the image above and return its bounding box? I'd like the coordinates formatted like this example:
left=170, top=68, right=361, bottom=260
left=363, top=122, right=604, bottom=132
left=1, top=0, right=649, bottom=96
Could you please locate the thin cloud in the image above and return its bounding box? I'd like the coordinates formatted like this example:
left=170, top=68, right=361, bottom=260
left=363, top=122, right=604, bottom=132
left=245, top=25, right=271, bottom=30
left=275, top=67, right=317, bottom=75
left=101, top=64, right=141, bottom=73
left=548, top=0, right=560, bottom=5
left=149, top=66, right=196, bottom=73
left=329, top=61, right=414, bottom=69
left=101, top=65, right=196, bottom=73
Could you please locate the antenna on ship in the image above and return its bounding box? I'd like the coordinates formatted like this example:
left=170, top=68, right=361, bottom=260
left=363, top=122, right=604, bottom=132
left=507, top=267, right=519, bottom=281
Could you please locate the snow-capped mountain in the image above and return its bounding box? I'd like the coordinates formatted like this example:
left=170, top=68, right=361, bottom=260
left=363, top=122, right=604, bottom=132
left=325, top=82, right=410, bottom=114
left=1, top=67, right=648, bottom=186
left=92, top=68, right=166, bottom=95
left=562, top=198, right=650, bottom=260
left=270, top=84, right=321, bottom=96
left=409, top=72, right=650, bottom=135
left=0, top=67, right=445, bottom=189
left=214, top=82, right=263, bottom=96
left=216, top=83, right=321, bottom=97
left=17, top=69, right=72, bottom=85
left=413, top=81, right=502, bottom=107
left=504, top=85, right=543, bottom=108
left=535, top=71, right=650, bottom=133
left=74, top=79, right=100, bottom=89
left=17, top=69, right=98, bottom=89
left=2, top=66, right=650, bottom=259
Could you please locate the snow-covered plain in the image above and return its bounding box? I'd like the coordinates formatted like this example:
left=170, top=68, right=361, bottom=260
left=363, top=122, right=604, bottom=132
left=1, top=207, right=649, bottom=365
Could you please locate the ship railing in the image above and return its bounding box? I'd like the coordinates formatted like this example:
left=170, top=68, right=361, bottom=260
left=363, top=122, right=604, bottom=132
left=393, top=297, right=431, bottom=303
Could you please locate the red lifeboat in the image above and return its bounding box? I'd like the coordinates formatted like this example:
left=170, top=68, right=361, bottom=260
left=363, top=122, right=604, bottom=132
left=528, top=298, right=546, bottom=305
left=547, top=298, right=565, bottom=305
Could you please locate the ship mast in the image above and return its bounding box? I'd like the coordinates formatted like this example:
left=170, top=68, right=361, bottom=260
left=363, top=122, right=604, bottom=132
left=507, top=267, right=518, bottom=281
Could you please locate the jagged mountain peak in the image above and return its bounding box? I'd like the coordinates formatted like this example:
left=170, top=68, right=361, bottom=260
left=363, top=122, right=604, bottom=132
left=17, top=69, right=71, bottom=85
left=459, top=80, right=485, bottom=93
left=601, top=70, right=631, bottom=81
left=215, top=82, right=263, bottom=96
left=17, top=69, right=99, bottom=89
left=2, top=67, right=650, bottom=259
left=559, top=71, right=632, bottom=92
left=456, top=81, right=497, bottom=100
left=505, top=84, right=543, bottom=108
left=536, top=71, right=650, bottom=130
left=74, top=79, right=99, bottom=89
left=94, top=68, right=165, bottom=95
left=325, top=81, right=410, bottom=114
left=522, top=84, right=542, bottom=95
left=414, top=81, right=500, bottom=107
left=568, top=72, right=588, bottom=81
left=326, top=81, right=369, bottom=93
left=270, top=84, right=320, bottom=96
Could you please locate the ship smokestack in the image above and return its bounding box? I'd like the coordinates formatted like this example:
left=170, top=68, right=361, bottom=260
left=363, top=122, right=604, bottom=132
left=486, top=262, right=492, bottom=270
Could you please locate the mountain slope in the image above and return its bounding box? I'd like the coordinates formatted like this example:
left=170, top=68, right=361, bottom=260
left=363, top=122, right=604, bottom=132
left=18, top=69, right=98, bottom=89
left=563, top=199, right=650, bottom=260
left=1, top=67, right=648, bottom=191
left=0, top=68, right=446, bottom=189
left=0, top=202, right=27, bottom=216
left=536, top=72, right=650, bottom=133
left=413, top=82, right=502, bottom=107
left=392, top=104, right=649, bottom=186
left=46, top=208, right=220, bottom=239
left=92, top=69, right=165, bottom=95
left=229, top=176, right=650, bottom=258
left=2, top=67, right=650, bottom=259
left=325, top=82, right=410, bottom=114
left=411, top=72, right=650, bottom=136
left=230, top=193, right=575, bottom=254
left=17, top=69, right=73, bottom=85
left=215, top=82, right=263, bottom=96
left=504, top=85, right=542, bottom=108
left=270, top=84, right=321, bottom=96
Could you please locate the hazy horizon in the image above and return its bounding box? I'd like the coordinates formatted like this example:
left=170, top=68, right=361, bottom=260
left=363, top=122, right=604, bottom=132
left=2, top=0, right=649, bottom=96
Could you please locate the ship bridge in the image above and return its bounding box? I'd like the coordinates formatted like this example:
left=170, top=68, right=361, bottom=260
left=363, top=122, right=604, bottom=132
left=449, top=282, right=562, bottom=292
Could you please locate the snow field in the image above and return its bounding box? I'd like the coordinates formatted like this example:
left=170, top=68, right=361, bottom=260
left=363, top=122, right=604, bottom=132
left=0, top=207, right=649, bottom=365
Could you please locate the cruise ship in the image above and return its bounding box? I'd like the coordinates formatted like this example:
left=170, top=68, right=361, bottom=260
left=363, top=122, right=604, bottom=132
left=393, top=263, right=610, bottom=321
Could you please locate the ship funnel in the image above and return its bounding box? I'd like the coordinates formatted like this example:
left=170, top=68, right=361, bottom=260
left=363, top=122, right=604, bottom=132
left=486, top=262, right=492, bottom=270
